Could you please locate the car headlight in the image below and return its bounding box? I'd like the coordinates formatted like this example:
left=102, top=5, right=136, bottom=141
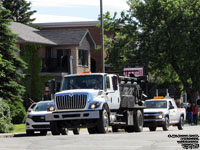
left=48, top=106, right=55, bottom=111
left=89, top=102, right=101, bottom=109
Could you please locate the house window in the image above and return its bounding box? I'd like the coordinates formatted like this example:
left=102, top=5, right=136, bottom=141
left=78, top=49, right=88, bottom=66
left=45, top=47, right=52, bottom=58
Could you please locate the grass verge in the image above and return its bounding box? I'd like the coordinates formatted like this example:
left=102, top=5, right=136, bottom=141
left=12, top=124, right=26, bottom=133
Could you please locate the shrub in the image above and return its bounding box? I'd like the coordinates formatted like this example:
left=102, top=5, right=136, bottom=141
left=6, top=100, right=26, bottom=124
left=0, top=100, right=13, bottom=133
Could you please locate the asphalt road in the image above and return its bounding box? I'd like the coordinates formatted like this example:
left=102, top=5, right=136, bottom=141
left=0, top=125, right=199, bottom=150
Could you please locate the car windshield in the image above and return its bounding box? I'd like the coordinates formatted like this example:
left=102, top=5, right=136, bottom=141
left=33, top=101, right=53, bottom=112
left=145, top=100, right=167, bottom=109
left=61, top=75, right=103, bottom=90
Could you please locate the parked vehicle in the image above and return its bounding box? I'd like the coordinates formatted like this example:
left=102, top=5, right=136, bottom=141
left=143, top=96, right=186, bottom=131
left=26, top=100, right=54, bottom=136
left=46, top=72, right=147, bottom=135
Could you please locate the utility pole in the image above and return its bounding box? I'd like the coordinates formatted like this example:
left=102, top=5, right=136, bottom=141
left=100, top=0, right=105, bottom=73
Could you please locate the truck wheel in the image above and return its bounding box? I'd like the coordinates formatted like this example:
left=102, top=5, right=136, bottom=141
left=40, top=131, right=47, bottom=136
left=112, top=126, right=118, bottom=132
left=125, top=126, right=134, bottom=133
left=73, top=128, right=80, bottom=135
left=87, top=127, right=97, bottom=134
left=50, top=121, right=60, bottom=135
left=149, top=126, right=156, bottom=131
left=97, top=107, right=109, bottom=133
left=177, top=116, right=184, bottom=130
left=60, top=128, right=68, bottom=135
left=134, top=110, right=143, bottom=132
left=163, top=117, right=169, bottom=131
left=26, top=130, right=34, bottom=136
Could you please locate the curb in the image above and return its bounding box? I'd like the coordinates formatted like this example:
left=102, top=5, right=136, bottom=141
left=0, top=132, right=25, bottom=138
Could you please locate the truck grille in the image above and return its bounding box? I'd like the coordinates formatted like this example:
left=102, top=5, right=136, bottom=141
left=56, top=94, right=87, bottom=110
left=32, top=116, right=47, bottom=122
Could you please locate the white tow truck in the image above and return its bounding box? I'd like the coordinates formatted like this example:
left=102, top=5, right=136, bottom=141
left=46, top=72, right=147, bottom=135
left=144, top=96, right=186, bottom=131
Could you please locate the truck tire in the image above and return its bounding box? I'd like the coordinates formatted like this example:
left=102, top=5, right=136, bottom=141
left=163, top=117, right=169, bottom=131
left=177, top=116, right=184, bottom=130
left=50, top=121, right=60, bottom=135
left=26, top=130, right=34, bottom=136
left=73, top=128, right=80, bottom=135
left=40, top=130, right=47, bottom=136
left=97, top=107, right=109, bottom=133
left=125, top=126, right=134, bottom=133
left=134, top=110, right=143, bottom=132
left=60, top=128, right=68, bottom=135
left=149, top=126, right=156, bottom=131
left=112, top=126, right=118, bottom=132
left=87, top=127, right=97, bottom=134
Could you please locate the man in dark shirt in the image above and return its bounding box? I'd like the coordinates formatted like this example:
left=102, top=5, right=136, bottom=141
left=186, top=103, right=193, bottom=125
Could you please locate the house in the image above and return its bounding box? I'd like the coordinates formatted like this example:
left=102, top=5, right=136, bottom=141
left=9, top=22, right=96, bottom=91
left=35, top=21, right=103, bottom=73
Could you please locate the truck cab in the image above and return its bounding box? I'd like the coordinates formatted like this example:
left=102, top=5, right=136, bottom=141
left=144, top=96, right=186, bottom=131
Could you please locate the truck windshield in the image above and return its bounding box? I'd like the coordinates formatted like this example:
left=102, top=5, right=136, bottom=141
left=61, top=75, right=103, bottom=90
left=145, top=100, right=167, bottom=109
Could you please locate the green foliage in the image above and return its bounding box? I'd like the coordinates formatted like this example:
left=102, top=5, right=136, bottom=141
left=0, top=100, right=13, bottom=133
left=104, top=0, right=200, bottom=102
left=21, top=44, right=53, bottom=108
left=0, top=5, right=26, bottom=102
left=0, top=54, right=6, bottom=77
left=2, top=0, right=36, bottom=24
left=127, top=0, right=200, bottom=102
left=5, top=100, right=26, bottom=124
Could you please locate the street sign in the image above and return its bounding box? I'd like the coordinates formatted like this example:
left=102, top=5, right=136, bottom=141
left=123, top=68, right=143, bottom=77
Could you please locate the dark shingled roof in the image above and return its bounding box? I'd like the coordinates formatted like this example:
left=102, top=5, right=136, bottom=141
left=9, top=22, right=96, bottom=48
left=37, top=29, right=96, bottom=48
left=9, top=22, right=56, bottom=45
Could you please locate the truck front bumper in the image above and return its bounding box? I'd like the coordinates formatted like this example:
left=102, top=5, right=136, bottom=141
left=143, top=118, right=165, bottom=127
left=46, top=110, right=100, bottom=121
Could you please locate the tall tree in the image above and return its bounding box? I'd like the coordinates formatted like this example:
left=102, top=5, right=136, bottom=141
left=105, top=0, right=200, bottom=103
left=0, top=54, right=5, bottom=78
left=2, top=0, right=36, bottom=24
left=0, top=4, right=26, bottom=102
left=127, top=0, right=200, bottom=103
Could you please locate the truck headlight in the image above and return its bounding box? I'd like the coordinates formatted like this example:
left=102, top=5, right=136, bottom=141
left=156, top=115, right=163, bottom=119
left=89, top=102, right=101, bottom=109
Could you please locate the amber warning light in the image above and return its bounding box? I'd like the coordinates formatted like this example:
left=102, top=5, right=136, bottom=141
left=153, top=96, right=164, bottom=99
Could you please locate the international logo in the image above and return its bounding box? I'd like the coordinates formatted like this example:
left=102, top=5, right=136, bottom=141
left=69, top=93, right=73, bottom=97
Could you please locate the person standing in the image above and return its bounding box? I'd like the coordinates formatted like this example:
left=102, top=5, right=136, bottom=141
left=186, top=103, right=193, bottom=125
left=192, top=103, right=198, bottom=125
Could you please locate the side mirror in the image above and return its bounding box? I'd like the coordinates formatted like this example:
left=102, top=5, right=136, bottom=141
left=169, top=105, right=174, bottom=109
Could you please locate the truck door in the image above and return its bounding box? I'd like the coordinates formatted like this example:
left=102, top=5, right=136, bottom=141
left=168, top=100, right=176, bottom=123
left=105, top=75, right=120, bottom=110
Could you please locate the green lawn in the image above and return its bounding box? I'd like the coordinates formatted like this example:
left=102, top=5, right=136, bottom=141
left=12, top=124, right=26, bottom=133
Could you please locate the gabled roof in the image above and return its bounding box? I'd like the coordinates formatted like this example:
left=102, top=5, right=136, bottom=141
left=9, top=22, right=56, bottom=45
left=37, top=29, right=96, bottom=48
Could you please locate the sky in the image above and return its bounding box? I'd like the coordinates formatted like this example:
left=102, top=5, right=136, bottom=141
left=27, top=0, right=130, bottom=23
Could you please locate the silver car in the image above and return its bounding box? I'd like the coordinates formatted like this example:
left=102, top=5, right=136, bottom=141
left=26, top=100, right=54, bottom=136
left=26, top=100, right=80, bottom=136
